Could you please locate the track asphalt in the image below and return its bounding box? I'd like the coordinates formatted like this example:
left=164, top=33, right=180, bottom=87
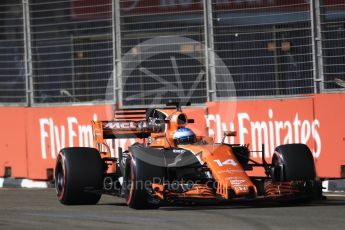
left=1, top=189, right=345, bottom=230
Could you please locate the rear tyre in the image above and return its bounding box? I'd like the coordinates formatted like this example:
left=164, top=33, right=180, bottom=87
left=123, top=155, right=162, bottom=209
left=55, top=147, right=104, bottom=205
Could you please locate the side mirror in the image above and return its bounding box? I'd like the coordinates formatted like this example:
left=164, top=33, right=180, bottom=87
left=224, top=131, right=237, bottom=137
left=221, top=131, right=237, bottom=143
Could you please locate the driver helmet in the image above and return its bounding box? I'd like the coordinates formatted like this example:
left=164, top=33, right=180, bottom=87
left=173, top=127, right=196, bottom=145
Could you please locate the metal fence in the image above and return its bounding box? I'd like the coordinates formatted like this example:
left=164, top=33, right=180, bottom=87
left=0, top=1, right=26, bottom=104
left=29, top=0, right=113, bottom=104
left=320, top=0, right=345, bottom=90
left=119, top=0, right=207, bottom=106
left=0, top=0, right=344, bottom=106
left=212, top=0, right=314, bottom=97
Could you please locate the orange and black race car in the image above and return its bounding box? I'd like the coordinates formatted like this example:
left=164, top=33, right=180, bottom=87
left=55, top=102, right=323, bottom=209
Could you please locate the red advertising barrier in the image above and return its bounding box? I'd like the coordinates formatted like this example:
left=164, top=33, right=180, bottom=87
left=206, top=97, right=318, bottom=177
left=205, top=94, right=345, bottom=178
left=25, top=105, right=113, bottom=179
left=0, top=108, right=27, bottom=178
left=0, top=93, right=344, bottom=180
left=0, top=105, right=206, bottom=179
left=314, top=93, right=345, bottom=178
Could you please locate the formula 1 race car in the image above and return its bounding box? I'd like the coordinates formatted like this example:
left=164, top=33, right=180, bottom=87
left=55, top=102, right=322, bottom=209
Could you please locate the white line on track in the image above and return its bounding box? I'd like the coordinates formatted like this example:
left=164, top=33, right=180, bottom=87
left=21, top=179, right=48, bottom=189
left=324, top=193, right=345, bottom=197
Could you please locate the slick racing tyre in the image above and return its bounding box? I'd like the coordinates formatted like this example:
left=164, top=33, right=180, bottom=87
left=55, top=147, right=104, bottom=205
left=123, top=155, right=163, bottom=209
left=272, top=144, right=316, bottom=181
left=271, top=144, right=322, bottom=200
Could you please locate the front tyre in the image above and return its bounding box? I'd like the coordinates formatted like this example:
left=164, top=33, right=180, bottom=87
left=123, top=156, right=160, bottom=209
left=271, top=144, right=322, bottom=200
left=272, top=144, right=316, bottom=181
left=55, top=147, right=104, bottom=205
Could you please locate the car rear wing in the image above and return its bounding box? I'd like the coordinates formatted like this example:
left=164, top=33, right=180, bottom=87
left=92, top=120, right=151, bottom=140
left=92, top=104, right=191, bottom=157
left=114, top=108, right=147, bottom=121
left=92, top=108, right=168, bottom=141
left=93, top=109, right=150, bottom=140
